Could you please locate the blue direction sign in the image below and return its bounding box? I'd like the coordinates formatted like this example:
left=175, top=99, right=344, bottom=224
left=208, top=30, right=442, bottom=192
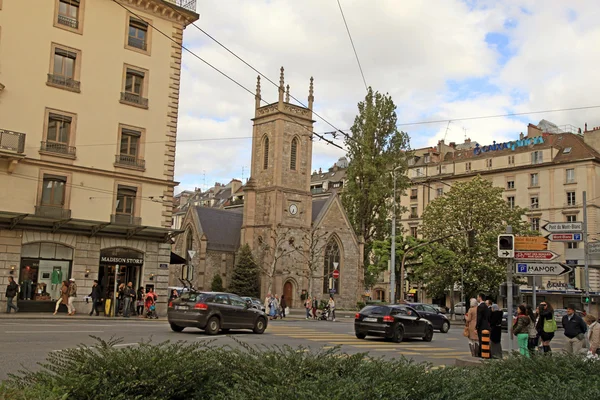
left=516, top=262, right=572, bottom=276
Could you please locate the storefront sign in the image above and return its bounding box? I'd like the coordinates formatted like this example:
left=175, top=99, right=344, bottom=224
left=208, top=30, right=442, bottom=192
left=473, top=136, right=544, bottom=155
left=100, top=256, right=144, bottom=265
left=546, top=281, right=574, bottom=290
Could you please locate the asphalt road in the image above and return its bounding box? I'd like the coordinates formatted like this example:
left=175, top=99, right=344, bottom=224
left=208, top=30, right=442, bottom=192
left=0, top=316, right=569, bottom=381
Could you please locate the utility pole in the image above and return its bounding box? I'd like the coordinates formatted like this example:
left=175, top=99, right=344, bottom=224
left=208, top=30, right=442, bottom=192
left=506, top=225, right=513, bottom=353
left=390, top=168, right=398, bottom=304
left=583, top=191, right=591, bottom=314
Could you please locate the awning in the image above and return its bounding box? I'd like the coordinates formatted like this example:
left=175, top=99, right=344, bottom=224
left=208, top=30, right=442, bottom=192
left=408, top=289, right=417, bottom=294
left=170, top=251, right=186, bottom=264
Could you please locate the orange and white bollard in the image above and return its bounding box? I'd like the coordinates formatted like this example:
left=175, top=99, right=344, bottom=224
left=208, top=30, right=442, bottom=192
left=481, top=329, right=491, bottom=359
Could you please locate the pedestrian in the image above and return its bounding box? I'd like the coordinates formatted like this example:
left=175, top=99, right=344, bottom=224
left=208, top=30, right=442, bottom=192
left=526, top=305, right=538, bottom=356
left=116, top=283, right=125, bottom=316
left=304, top=296, right=312, bottom=319
left=476, top=293, right=491, bottom=357
left=512, top=304, right=531, bottom=358
left=88, top=280, right=102, bottom=316
left=280, top=294, right=287, bottom=318
left=489, top=303, right=503, bottom=359
left=584, top=314, right=600, bottom=357
left=536, top=301, right=556, bottom=353
left=5, top=276, right=19, bottom=313
left=328, top=296, right=336, bottom=322
left=136, top=287, right=145, bottom=316
left=562, top=304, right=587, bottom=354
left=269, top=295, right=279, bottom=320
left=312, top=297, right=318, bottom=319
left=122, top=282, right=135, bottom=318
left=264, top=293, right=272, bottom=316
left=169, top=289, right=179, bottom=301
left=53, top=281, right=69, bottom=315
left=66, top=278, right=77, bottom=316
left=464, top=298, right=479, bottom=357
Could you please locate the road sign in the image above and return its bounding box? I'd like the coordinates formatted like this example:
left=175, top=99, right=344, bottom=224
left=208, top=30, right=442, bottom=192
left=329, top=289, right=336, bottom=294
left=514, top=250, right=559, bottom=261
left=542, top=222, right=583, bottom=233
left=545, top=233, right=582, bottom=242
left=497, top=234, right=514, bottom=258
left=332, top=270, right=340, bottom=279
left=187, top=250, right=196, bottom=259
left=588, top=242, right=600, bottom=254
left=514, top=236, right=548, bottom=251
left=515, top=262, right=572, bottom=276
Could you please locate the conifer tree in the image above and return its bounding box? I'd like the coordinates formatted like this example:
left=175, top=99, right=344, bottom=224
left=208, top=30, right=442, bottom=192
left=228, top=244, right=261, bottom=298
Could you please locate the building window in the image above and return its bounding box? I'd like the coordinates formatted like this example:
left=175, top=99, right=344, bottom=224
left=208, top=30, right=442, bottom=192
left=530, top=196, right=539, bottom=209
left=567, top=191, right=576, bottom=206
left=332, top=182, right=342, bottom=188
left=566, top=168, right=575, bottom=183
left=48, top=45, right=80, bottom=92
left=465, top=162, right=471, bottom=172
left=424, top=154, right=430, bottom=163
left=408, top=158, right=415, bottom=166
left=410, top=206, right=418, bottom=219
left=508, top=155, right=515, bottom=165
left=567, top=242, right=579, bottom=249
left=486, top=158, right=492, bottom=168
left=507, top=196, right=515, bottom=209
left=531, top=151, right=543, bottom=164
left=116, top=186, right=136, bottom=215
left=566, top=215, right=577, bottom=223
left=263, top=136, right=269, bottom=169
left=290, top=137, right=298, bottom=170
left=323, top=239, right=341, bottom=295
left=530, top=173, right=539, bottom=187
left=42, top=112, right=76, bottom=156
left=54, top=0, right=84, bottom=33
left=410, top=188, right=417, bottom=200
left=41, top=175, right=66, bottom=207
left=507, top=180, right=515, bottom=190
left=436, top=188, right=443, bottom=197
left=185, top=227, right=194, bottom=265
left=410, top=227, right=418, bottom=237
left=414, top=168, right=423, bottom=178
left=121, top=67, right=148, bottom=108
left=530, top=218, right=540, bottom=231
left=128, top=18, right=148, bottom=51
left=116, top=127, right=145, bottom=169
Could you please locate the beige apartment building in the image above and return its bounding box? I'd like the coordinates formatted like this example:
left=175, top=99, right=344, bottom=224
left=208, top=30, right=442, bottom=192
left=398, top=120, right=600, bottom=313
left=0, top=0, right=198, bottom=313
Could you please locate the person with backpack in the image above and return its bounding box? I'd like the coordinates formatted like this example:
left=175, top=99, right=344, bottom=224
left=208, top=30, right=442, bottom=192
left=536, top=301, right=556, bottom=353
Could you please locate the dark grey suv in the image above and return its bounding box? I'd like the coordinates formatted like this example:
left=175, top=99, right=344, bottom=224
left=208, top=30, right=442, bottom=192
left=168, top=291, right=268, bottom=334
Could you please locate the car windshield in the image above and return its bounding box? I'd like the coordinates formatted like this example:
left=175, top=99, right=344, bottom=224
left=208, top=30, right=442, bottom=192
left=360, top=306, right=389, bottom=315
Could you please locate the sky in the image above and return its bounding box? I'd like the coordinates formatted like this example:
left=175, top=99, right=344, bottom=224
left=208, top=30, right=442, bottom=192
left=174, top=0, right=600, bottom=193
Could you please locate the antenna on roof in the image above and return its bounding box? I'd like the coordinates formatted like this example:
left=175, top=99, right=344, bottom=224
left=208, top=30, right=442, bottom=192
left=241, top=166, right=245, bottom=182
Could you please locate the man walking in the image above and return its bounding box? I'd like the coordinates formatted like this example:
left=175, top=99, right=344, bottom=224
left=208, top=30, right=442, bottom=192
left=562, top=304, right=587, bottom=354
left=67, top=278, right=77, bottom=316
left=122, top=282, right=134, bottom=318
left=89, top=280, right=102, bottom=316
left=5, top=276, right=19, bottom=313
left=476, top=293, right=491, bottom=357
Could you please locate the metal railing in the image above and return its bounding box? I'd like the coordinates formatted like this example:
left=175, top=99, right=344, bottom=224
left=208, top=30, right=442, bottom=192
left=127, top=36, right=147, bottom=51
left=120, top=92, right=148, bottom=107
left=35, top=205, right=71, bottom=219
left=0, top=129, right=26, bottom=153
left=115, top=154, right=145, bottom=168
left=40, top=141, right=76, bottom=156
left=57, top=14, right=78, bottom=29
left=47, top=74, right=80, bottom=91
left=409, top=214, right=419, bottom=219
left=165, top=0, right=197, bottom=12
left=111, top=214, right=142, bottom=226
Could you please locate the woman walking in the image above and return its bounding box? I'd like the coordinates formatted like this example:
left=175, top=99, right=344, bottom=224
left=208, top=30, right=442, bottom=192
left=584, top=314, right=600, bottom=357
left=526, top=305, right=539, bottom=356
left=304, top=296, right=312, bottom=319
left=280, top=295, right=287, bottom=318
left=536, top=301, right=556, bottom=353
left=464, top=298, right=479, bottom=357
left=136, top=287, right=145, bottom=316
left=328, top=296, right=336, bottom=322
left=489, top=304, right=503, bottom=359
left=512, top=304, right=531, bottom=358
left=269, top=295, right=279, bottom=320
left=53, top=281, right=69, bottom=315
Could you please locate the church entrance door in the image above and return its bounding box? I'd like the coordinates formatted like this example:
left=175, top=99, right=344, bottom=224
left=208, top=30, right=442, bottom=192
left=283, top=281, right=294, bottom=308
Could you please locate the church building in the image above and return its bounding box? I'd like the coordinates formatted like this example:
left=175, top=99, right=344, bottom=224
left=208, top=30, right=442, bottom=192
left=171, top=68, right=364, bottom=309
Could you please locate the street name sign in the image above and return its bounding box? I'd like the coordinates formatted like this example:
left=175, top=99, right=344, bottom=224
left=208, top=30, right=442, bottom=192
left=542, top=222, right=583, bottom=233
left=588, top=242, right=600, bottom=254
left=514, top=250, right=559, bottom=261
left=516, top=262, right=572, bottom=276
left=545, top=233, right=582, bottom=242
left=514, top=237, right=548, bottom=251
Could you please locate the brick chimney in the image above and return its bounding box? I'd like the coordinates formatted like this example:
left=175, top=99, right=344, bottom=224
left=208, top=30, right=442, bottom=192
left=584, top=125, right=600, bottom=152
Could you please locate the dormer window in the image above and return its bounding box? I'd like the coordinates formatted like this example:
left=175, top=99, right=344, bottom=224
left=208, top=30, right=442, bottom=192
left=424, top=154, right=430, bottom=163
left=408, top=158, right=415, bottom=166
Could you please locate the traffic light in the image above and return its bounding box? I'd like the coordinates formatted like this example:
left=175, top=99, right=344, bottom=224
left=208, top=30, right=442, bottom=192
left=582, top=296, right=590, bottom=304
left=497, top=234, right=514, bottom=258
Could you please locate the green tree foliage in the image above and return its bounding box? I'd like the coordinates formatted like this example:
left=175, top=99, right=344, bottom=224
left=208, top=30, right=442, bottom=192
left=366, top=236, right=425, bottom=289
left=228, top=244, right=260, bottom=298
left=210, top=273, right=224, bottom=292
left=420, top=175, right=531, bottom=298
left=342, top=88, right=411, bottom=263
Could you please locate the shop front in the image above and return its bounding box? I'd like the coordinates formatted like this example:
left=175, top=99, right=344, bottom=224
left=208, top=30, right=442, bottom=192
left=98, top=248, right=144, bottom=306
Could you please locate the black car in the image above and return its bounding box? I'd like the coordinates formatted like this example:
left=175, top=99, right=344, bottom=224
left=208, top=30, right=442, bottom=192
left=406, top=303, right=451, bottom=333
left=168, top=291, right=268, bottom=334
left=354, top=305, right=434, bottom=343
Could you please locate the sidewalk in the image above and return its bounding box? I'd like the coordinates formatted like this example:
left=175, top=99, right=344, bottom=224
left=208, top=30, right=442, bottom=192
left=0, top=312, right=164, bottom=322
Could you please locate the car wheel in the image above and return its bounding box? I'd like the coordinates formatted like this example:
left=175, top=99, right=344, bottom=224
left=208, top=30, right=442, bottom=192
left=253, top=317, right=267, bottom=334
left=355, top=332, right=366, bottom=339
left=423, top=326, right=434, bottom=342
left=440, top=321, right=450, bottom=334
left=391, top=324, right=404, bottom=343
left=205, top=316, right=220, bottom=335
left=170, top=323, right=184, bottom=333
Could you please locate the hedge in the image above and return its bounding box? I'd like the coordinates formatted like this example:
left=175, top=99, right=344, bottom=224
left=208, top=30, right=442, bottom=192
left=1, top=337, right=599, bottom=400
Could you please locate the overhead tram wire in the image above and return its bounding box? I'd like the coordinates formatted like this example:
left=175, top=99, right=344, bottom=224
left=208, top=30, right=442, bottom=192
left=336, top=0, right=368, bottom=92
left=111, top=0, right=343, bottom=151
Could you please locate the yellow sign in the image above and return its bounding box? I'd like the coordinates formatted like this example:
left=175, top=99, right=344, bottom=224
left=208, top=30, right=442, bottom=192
left=515, top=236, right=548, bottom=251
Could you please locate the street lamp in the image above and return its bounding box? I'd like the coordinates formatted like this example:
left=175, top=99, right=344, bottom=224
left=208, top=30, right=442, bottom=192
left=390, top=165, right=405, bottom=304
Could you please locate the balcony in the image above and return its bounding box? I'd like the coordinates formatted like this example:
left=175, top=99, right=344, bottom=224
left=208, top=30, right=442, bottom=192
left=127, top=36, right=147, bottom=51
left=111, top=214, right=142, bottom=226
left=40, top=141, right=76, bottom=157
left=410, top=195, right=418, bottom=200
left=115, top=154, right=145, bottom=169
left=35, top=205, right=71, bottom=219
left=120, top=92, right=148, bottom=108
left=47, top=74, right=80, bottom=92
left=409, top=214, right=419, bottom=219
left=0, top=129, right=26, bottom=154
left=57, top=14, right=78, bottom=29
left=165, top=0, right=197, bottom=12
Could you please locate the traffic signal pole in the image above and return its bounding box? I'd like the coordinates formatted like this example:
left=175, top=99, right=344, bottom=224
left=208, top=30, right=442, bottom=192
left=505, top=226, right=514, bottom=353
left=583, top=191, right=590, bottom=314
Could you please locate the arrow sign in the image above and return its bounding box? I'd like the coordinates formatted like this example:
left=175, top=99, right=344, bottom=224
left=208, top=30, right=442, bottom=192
left=516, top=262, right=572, bottom=276
left=514, top=236, right=548, bottom=251
left=542, top=222, right=583, bottom=233
left=545, top=233, right=582, bottom=242
left=588, top=242, right=600, bottom=254
left=514, top=250, right=559, bottom=261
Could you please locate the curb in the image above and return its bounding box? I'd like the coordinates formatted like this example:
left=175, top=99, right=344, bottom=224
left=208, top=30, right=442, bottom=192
left=454, top=357, right=484, bottom=367
left=0, top=314, right=164, bottom=322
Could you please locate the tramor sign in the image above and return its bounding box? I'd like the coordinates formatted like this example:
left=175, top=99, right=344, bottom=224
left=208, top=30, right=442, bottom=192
left=473, top=136, right=544, bottom=155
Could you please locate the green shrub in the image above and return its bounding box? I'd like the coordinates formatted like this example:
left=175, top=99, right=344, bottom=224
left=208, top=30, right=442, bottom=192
left=2, top=337, right=600, bottom=400
left=210, top=273, right=224, bottom=292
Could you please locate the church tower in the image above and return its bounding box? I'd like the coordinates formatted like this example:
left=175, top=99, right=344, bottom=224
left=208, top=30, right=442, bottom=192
left=241, top=67, right=315, bottom=247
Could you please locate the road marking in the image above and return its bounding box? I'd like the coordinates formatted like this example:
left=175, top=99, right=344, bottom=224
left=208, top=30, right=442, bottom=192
left=5, top=330, right=103, bottom=334
left=446, top=338, right=459, bottom=341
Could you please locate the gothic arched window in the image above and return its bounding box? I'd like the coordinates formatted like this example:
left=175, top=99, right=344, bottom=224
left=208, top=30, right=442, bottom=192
left=323, top=238, right=341, bottom=295
left=263, top=136, right=269, bottom=170
left=290, top=137, right=298, bottom=170
left=185, top=227, right=193, bottom=264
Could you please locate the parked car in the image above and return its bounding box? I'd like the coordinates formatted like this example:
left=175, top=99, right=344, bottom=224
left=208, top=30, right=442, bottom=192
left=453, top=302, right=467, bottom=315
left=405, top=303, right=451, bottom=333
left=501, top=308, right=517, bottom=331
left=168, top=291, right=268, bottom=334
left=241, top=297, right=265, bottom=312
left=354, top=305, right=434, bottom=343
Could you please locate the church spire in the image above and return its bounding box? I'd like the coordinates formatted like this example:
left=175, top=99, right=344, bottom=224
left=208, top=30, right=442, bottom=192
left=285, top=84, right=290, bottom=103
left=278, top=66, right=285, bottom=104
left=255, top=75, right=261, bottom=110
left=308, top=76, right=314, bottom=110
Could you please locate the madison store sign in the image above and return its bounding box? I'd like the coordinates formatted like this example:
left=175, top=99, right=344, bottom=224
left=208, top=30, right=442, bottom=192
left=100, top=256, right=144, bottom=265
left=473, top=136, right=544, bottom=155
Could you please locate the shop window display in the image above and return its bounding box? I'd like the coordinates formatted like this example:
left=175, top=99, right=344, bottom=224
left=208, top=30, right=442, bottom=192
left=19, top=243, right=72, bottom=301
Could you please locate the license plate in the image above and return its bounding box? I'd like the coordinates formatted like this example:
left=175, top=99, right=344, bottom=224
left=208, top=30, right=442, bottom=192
left=175, top=305, right=188, bottom=311
left=364, top=317, right=377, bottom=322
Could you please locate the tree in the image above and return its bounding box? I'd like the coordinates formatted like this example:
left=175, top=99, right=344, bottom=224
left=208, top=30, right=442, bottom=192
left=367, top=236, right=425, bottom=290
left=342, top=87, right=411, bottom=265
left=256, top=226, right=295, bottom=295
left=210, top=273, right=224, bottom=292
left=420, top=175, right=531, bottom=299
left=228, top=244, right=260, bottom=298
left=290, top=226, right=330, bottom=298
